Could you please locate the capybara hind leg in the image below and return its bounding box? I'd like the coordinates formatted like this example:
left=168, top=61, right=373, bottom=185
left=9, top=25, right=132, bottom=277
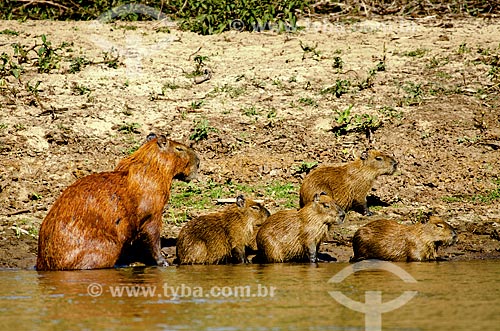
left=67, top=245, right=122, bottom=270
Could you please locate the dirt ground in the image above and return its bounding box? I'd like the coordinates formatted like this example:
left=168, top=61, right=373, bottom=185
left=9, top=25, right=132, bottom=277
left=1, top=15, right=499, bottom=269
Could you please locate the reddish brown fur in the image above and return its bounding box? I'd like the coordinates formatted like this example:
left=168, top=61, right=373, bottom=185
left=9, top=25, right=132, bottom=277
left=256, top=193, right=345, bottom=263
left=36, top=134, right=199, bottom=271
left=176, top=195, right=270, bottom=265
left=299, top=150, right=397, bottom=215
left=352, top=216, right=457, bottom=262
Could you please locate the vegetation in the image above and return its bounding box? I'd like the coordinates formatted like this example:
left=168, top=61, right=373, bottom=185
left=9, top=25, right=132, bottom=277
left=472, top=180, right=500, bottom=203
left=403, top=48, right=428, bottom=58
left=1, top=0, right=499, bottom=253
left=185, top=55, right=209, bottom=78
left=210, top=84, right=246, bottom=99
left=1, top=1, right=498, bottom=35
left=0, top=34, right=120, bottom=105
left=189, top=118, right=218, bottom=142
left=292, top=161, right=318, bottom=175
left=168, top=179, right=299, bottom=223
left=300, top=41, right=321, bottom=61
left=117, top=122, right=141, bottom=134
left=321, top=79, right=351, bottom=97
left=331, top=105, right=381, bottom=136
left=443, top=180, right=500, bottom=204
left=0, top=0, right=310, bottom=35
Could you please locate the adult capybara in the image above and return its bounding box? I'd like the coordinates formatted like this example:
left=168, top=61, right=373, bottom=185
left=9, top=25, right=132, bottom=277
left=299, top=149, right=397, bottom=216
left=176, top=195, right=270, bottom=264
left=36, top=133, right=199, bottom=271
left=255, top=193, right=345, bottom=263
left=351, top=216, right=457, bottom=262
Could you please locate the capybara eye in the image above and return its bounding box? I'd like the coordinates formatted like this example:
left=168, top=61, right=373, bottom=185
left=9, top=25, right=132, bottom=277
left=375, top=156, right=383, bottom=161
left=251, top=205, right=261, bottom=211
left=175, top=146, right=184, bottom=152
left=323, top=204, right=330, bottom=209
left=436, top=223, right=444, bottom=228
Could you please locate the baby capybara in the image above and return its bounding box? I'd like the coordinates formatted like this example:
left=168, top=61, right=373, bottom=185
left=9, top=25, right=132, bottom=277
left=299, top=149, right=397, bottom=216
left=36, top=133, right=199, bottom=271
left=255, top=193, right=345, bottom=263
left=351, top=216, right=457, bottom=262
left=176, top=195, right=270, bottom=264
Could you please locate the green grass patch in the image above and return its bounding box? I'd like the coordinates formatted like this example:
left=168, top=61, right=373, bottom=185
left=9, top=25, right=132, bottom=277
left=331, top=104, right=381, bottom=136
left=117, top=122, right=141, bottom=134
left=471, top=180, right=500, bottom=203
left=0, top=29, right=19, bottom=36
left=242, top=106, right=260, bottom=117
left=441, top=196, right=464, bottom=203
left=402, top=82, right=424, bottom=106
left=265, top=182, right=298, bottom=209
left=292, top=161, right=318, bottom=175
left=210, top=84, right=246, bottom=98
left=443, top=180, right=500, bottom=204
left=167, top=180, right=299, bottom=224
left=298, top=97, right=317, bottom=107
left=189, top=118, right=218, bottom=142
left=403, top=48, right=428, bottom=57
left=320, top=79, right=350, bottom=97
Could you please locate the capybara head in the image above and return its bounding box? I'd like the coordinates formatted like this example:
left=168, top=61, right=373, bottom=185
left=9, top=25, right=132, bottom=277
left=360, top=149, right=397, bottom=176
left=117, top=133, right=200, bottom=182
left=310, top=192, right=345, bottom=225
left=235, top=194, right=270, bottom=227
left=423, top=216, right=457, bottom=247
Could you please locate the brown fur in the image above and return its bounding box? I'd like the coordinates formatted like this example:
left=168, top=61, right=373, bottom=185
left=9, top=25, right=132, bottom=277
left=256, top=193, right=345, bottom=263
left=299, top=150, right=397, bottom=215
left=351, top=216, right=457, bottom=262
left=36, top=133, right=199, bottom=271
left=176, top=195, right=270, bottom=264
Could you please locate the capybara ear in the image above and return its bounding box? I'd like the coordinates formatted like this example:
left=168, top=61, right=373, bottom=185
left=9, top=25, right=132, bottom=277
left=420, top=211, right=434, bottom=224
left=360, top=150, right=369, bottom=160
left=313, top=193, right=321, bottom=202
left=156, top=135, right=169, bottom=148
left=146, top=133, right=157, bottom=141
left=236, top=195, right=246, bottom=208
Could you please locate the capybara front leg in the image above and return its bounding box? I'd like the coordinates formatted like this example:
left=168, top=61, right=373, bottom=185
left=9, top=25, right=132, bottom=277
left=359, top=198, right=373, bottom=216
left=231, top=246, right=247, bottom=264
left=307, top=244, right=318, bottom=263
left=142, top=219, right=168, bottom=267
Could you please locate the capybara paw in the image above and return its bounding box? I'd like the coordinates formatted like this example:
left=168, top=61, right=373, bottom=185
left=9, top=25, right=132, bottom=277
left=157, top=257, right=169, bottom=267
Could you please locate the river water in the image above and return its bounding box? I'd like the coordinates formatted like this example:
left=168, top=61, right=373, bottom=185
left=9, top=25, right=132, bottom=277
left=0, top=261, right=499, bottom=331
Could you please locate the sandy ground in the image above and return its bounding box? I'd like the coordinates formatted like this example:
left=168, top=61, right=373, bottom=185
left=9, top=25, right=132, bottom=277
left=0, top=15, right=499, bottom=269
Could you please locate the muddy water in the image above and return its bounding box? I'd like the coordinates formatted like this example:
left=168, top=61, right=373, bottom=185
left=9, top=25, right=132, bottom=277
left=0, top=261, right=499, bottom=331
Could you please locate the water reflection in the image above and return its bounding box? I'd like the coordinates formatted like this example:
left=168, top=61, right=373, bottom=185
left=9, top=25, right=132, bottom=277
left=0, top=261, right=498, bottom=331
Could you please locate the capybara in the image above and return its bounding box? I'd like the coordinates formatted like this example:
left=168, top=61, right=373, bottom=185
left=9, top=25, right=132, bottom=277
left=36, top=133, right=200, bottom=271
left=351, top=216, right=457, bottom=262
left=255, top=193, right=345, bottom=263
left=176, top=195, right=270, bottom=264
left=299, top=149, right=397, bottom=216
